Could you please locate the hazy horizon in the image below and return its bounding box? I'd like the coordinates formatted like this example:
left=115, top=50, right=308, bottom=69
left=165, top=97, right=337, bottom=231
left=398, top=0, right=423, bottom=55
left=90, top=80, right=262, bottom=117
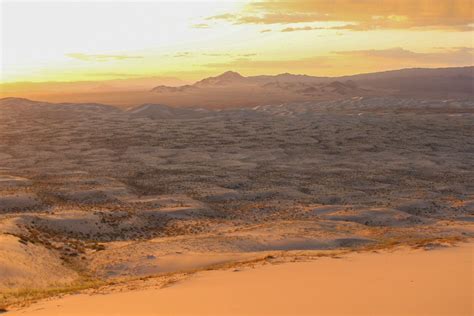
left=2, top=65, right=474, bottom=85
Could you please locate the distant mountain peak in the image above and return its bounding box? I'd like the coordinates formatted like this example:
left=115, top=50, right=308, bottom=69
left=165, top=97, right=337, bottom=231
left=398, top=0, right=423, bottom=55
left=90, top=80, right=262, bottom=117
left=148, top=66, right=474, bottom=101
left=217, top=71, right=244, bottom=79
left=195, top=71, right=247, bottom=87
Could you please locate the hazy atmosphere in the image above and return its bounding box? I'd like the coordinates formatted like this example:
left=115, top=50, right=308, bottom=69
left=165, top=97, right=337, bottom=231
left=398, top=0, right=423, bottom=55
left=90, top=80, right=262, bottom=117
left=1, top=0, right=473, bottom=83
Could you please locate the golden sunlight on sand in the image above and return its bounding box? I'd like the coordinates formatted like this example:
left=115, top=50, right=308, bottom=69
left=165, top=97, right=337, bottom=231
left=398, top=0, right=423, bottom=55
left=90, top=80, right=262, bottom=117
left=8, top=242, right=473, bottom=316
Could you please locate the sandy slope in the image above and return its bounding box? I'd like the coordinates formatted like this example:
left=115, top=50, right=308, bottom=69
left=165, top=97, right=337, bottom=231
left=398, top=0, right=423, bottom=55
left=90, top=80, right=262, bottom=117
left=8, top=242, right=473, bottom=316
left=0, top=235, right=78, bottom=291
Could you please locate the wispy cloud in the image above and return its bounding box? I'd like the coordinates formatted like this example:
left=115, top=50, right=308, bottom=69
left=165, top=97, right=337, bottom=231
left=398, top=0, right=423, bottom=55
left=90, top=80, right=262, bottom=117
left=207, top=0, right=474, bottom=32
left=85, top=73, right=144, bottom=78
left=202, top=47, right=474, bottom=73
left=170, top=51, right=257, bottom=58
left=192, top=23, right=210, bottom=29
left=66, top=53, right=143, bottom=62
left=281, top=26, right=327, bottom=32
left=335, top=47, right=474, bottom=65
left=173, top=51, right=193, bottom=58
left=203, top=56, right=332, bottom=70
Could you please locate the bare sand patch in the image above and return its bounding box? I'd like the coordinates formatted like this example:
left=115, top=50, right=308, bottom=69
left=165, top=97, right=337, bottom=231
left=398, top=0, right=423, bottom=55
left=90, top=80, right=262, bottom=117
left=0, top=235, right=78, bottom=291
left=101, top=252, right=255, bottom=278
left=7, top=242, right=473, bottom=316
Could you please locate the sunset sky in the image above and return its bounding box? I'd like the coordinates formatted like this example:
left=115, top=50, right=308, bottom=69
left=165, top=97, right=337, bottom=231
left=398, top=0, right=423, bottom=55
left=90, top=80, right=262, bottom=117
left=1, top=0, right=473, bottom=83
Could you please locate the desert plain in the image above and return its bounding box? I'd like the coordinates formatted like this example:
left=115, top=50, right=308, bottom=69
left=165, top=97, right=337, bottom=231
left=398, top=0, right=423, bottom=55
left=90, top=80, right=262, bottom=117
left=0, top=68, right=473, bottom=315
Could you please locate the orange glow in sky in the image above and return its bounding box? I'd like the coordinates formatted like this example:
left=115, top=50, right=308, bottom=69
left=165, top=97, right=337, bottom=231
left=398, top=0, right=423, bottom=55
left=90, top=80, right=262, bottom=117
left=1, top=0, right=473, bottom=83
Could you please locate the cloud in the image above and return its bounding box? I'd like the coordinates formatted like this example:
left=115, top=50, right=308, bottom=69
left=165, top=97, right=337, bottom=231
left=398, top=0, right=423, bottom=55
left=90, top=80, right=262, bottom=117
left=207, top=0, right=473, bottom=32
left=202, top=52, right=235, bottom=57
left=192, top=23, right=210, bottom=29
left=335, top=47, right=474, bottom=65
left=240, top=53, right=258, bottom=57
left=201, top=47, right=474, bottom=74
left=209, top=13, right=327, bottom=25
left=170, top=52, right=257, bottom=58
left=203, top=56, right=332, bottom=70
left=281, top=26, right=326, bottom=32
left=86, top=73, right=144, bottom=78
left=206, top=13, right=235, bottom=21
left=66, top=53, right=143, bottom=62
left=173, top=51, right=193, bottom=58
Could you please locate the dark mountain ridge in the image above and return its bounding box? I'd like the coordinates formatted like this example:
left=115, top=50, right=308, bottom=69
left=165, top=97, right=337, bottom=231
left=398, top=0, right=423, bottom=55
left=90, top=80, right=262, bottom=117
left=151, top=66, right=474, bottom=98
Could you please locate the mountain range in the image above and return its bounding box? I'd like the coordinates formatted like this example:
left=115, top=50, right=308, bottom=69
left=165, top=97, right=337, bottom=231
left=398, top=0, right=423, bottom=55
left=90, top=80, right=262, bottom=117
left=151, top=67, right=473, bottom=97
left=1, top=67, right=472, bottom=108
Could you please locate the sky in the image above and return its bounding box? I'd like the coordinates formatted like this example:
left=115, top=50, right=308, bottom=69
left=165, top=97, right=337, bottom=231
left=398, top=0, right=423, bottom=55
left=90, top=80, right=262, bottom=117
left=1, top=0, right=473, bottom=83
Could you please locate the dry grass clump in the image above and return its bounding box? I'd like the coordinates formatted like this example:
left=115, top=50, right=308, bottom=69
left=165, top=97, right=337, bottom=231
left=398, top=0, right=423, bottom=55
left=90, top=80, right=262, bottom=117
left=0, top=278, right=106, bottom=310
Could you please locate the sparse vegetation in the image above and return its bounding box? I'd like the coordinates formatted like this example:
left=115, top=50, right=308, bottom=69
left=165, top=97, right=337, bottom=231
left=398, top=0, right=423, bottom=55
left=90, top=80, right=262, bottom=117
left=0, top=96, right=473, bottom=310
left=0, top=278, right=106, bottom=309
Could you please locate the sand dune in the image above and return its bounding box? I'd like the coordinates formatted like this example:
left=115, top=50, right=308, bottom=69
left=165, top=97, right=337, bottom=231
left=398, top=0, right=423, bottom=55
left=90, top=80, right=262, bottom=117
left=0, top=235, right=78, bottom=291
left=7, top=242, right=473, bottom=316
